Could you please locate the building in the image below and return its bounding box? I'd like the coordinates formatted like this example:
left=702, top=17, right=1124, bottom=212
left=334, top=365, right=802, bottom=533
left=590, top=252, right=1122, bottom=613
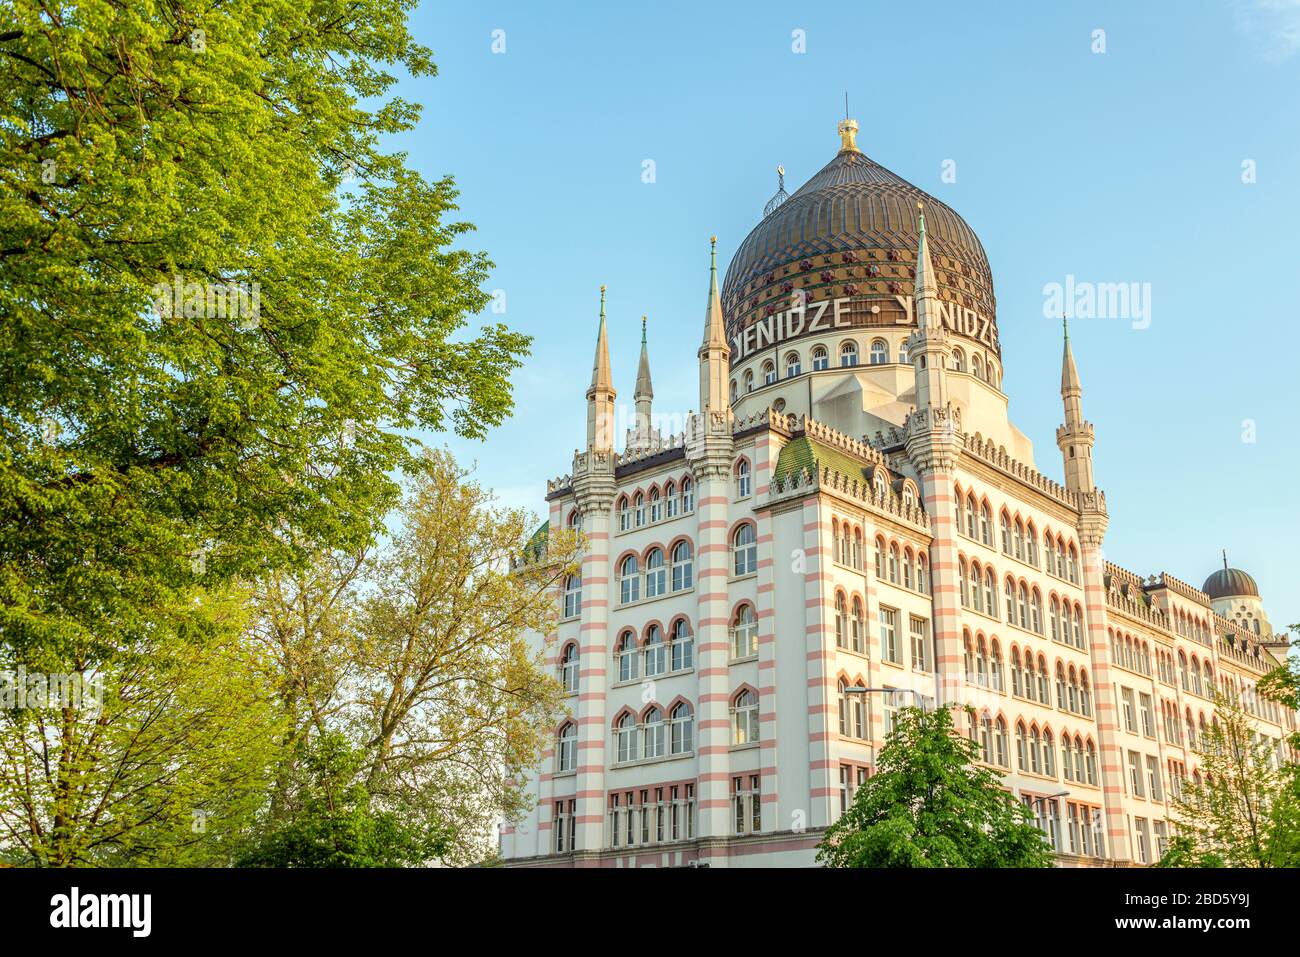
left=499, top=119, right=1297, bottom=868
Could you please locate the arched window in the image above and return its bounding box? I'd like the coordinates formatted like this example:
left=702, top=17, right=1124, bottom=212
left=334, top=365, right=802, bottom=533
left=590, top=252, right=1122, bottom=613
left=1044, top=536, right=1057, bottom=576
left=643, top=707, right=666, bottom=759
left=619, top=555, right=640, bottom=604
left=562, top=574, right=581, bottom=619
left=649, top=487, right=663, bottom=523
left=1036, top=654, right=1049, bottom=703
left=834, top=593, right=847, bottom=648
left=664, top=480, right=678, bottom=518
left=951, top=347, right=966, bottom=372
left=964, top=495, right=977, bottom=537
left=1030, top=727, right=1042, bottom=774
left=869, top=339, right=888, bottom=364
left=990, top=641, right=1004, bottom=692
left=851, top=597, right=865, bottom=653
left=731, top=604, right=758, bottom=659
left=1086, top=741, right=1098, bottom=785
left=1016, top=723, right=1029, bottom=771
left=671, top=540, right=694, bottom=591
left=1005, top=578, right=1017, bottom=625
left=971, top=355, right=983, bottom=379
left=1031, top=590, right=1043, bottom=634
left=903, top=547, right=914, bottom=590
left=1072, top=606, right=1084, bottom=649
left=1011, top=648, right=1023, bottom=697
left=976, top=637, right=989, bottom=687
left=995, top=717, right=1009, bottom=767
left=557, top=722, right=578, bottom=772
left=785, top=351, right=801, bottom=377
left=980, top=503, right=992, bottom=545
left=762, top=359, right=776, bottom=385
left=732, top=690, right=759, bottom=745
left=617, top=630, right=639, bottom=682
left=1026, top=525, right=1039, bottom=566
left=812, top=345, right=829, bottom=371
left=850, top=683, right=866, bottom=738
left=985, top=568, right=997, bottom=616
left=1056, top=662, right=1066, bottom=708
left=617, top=496, right=631, bottom=532
left=615, top=712, right=638, bottom=763
left=839, top=341, right=859, bottom=367
left=736, top=459, right=752, bottom=498
left=730, top=379, right=738, bottom=402
left=1018, top=584, right=1029, bottom=629
left=1000, top=513, right=1011, bottom=554
left=633, top=492, right=646, bottom=528
left=644, top=548, right=666, bottom=597
left=888, top=543, right=900, bottom=584
left=743, top=369, right=754, bottom=393
left=1043, top=730, right=1056, bottom=777
left=838, top=679, right=849, bottom=736
left=680, top=477, right=694, bottom=513
left=968, top=560, right=982, bottom=611
left=897, top=340, right=909, bottom=364
left=560, top=642, right=579, bottom=693
left=644, top=625, right=666, bottom=677
left=733, top=524, right=757, bottom=575
left=918, top=554, right=929, bottom=594
left=1013, top=520, right=1025, bottom=560
left=1049, top=597, right=1061, bottom=641
left=670, top=618, right=693, bottom=671
left=670, top=702, right=694, bottom=754
left=1080, top=672, right=1092, bottom=716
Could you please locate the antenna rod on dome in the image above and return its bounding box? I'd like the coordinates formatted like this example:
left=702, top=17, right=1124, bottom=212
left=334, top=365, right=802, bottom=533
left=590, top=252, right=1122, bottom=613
left=1223, top=549, right=1229, bottom=571
left=844, top=92, right=849, bottom=119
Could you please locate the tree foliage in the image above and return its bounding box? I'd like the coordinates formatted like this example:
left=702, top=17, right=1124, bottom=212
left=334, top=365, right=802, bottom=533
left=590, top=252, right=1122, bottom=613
left=0, top=0, right=527, bottom=664
left=817, top=705, right=1054, bottom=868
left=1160, top=690, right=1300, bottom=868
left=243, top=449, right=580, bottom=865
left=0, top=589, right=283, bottom=865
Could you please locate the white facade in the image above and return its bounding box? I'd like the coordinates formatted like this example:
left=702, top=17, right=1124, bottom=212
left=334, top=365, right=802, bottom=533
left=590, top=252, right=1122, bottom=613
left=500, top=124, right=1297, bottom=868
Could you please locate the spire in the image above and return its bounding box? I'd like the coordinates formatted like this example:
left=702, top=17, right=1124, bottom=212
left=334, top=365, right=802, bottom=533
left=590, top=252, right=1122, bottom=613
left=590, top=285, right=612, bottom=391
left=914, top=203, right=938, bottom=328
left=586, top=285, right=616, bottom=450
left=698, top=235, right=730, bottom=414
left=634, top=315, right=653, bottom=401
left=1061, top=316, right=1082, bottom=396
left=702, top=236, right=726, bottom=349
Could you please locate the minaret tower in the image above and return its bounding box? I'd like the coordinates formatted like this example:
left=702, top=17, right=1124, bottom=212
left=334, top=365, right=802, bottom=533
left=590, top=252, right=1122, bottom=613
left=686, top=236, right=735, bottom=856
left=902, top=204, right=963, bottom=708
left=698, top=236, right=730, bottom=414
left=1056, top=318, right=1096, bottom=493
left=570, top=285, right=618, bottom=858
left=585, top=285, right=617, bottom=451
left=628, top=316, right=660, bottom=452
left=905, top=205, right=953, bottom=412
left=1052, top=318, right=1129, bottom=861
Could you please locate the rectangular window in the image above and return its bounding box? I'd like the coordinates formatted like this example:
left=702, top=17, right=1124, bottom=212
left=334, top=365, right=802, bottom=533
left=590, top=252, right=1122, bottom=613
left=910, top=616, right=930, bottom=672
left=1121, top=688, right=1136, bottom=733
left=1128, top=751, right=1144, bottom=798
left=1135, top=817, right=1150, bottom=864
left=1154, top=820, right=1168, bottom=859
left=1139, top=693, right=1155, bottom=738
left=879, top=606, right=899, bottom=664
left=1146, top=755, right=1163, bottom=801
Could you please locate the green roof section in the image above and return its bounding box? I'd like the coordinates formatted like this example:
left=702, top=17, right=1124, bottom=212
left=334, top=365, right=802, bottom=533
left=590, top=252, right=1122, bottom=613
left=524, top=519, right=550, bottom=561
left=773, top=435, right=872, bottom=487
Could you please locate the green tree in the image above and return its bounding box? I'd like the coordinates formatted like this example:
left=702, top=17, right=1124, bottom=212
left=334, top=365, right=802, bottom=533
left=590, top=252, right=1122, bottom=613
left=246, top=449, right=581, bottom=865
left=818, top=705, right=1054, bottom=868
left=236, top=731, right=446, bottom=868
left=0, top=589, right=283, bottom=866
left=1160, top=691, right=1298, bottom=868
left=0, top=0, right=526, bottom=666
left=1258, top=624, right=1300, bottom=750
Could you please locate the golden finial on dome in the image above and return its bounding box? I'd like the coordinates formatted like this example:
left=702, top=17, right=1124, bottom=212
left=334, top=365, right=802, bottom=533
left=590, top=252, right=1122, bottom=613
left=710, top=235, right=717, bottom=246
left=838, top=117, right=859, bottom=152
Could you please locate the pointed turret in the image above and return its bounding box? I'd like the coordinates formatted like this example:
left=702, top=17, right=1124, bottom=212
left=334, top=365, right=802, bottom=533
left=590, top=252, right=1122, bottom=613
left=905, top=204, right=952, bottom=412
left=698, top=236, right=730, bottom=414
left=628, top=315, right=660, bottom=452
left=1055, top=317, right=1096, bottom=492
left=585, top=286, right=617, bottom=450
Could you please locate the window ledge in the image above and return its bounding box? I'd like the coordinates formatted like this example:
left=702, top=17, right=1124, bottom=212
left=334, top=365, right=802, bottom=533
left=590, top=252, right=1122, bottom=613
left=612, top=751, right=695, bottom=770
left=730, top=653, right=759, bottom=665
left=729, top=742, right=760, bottom=752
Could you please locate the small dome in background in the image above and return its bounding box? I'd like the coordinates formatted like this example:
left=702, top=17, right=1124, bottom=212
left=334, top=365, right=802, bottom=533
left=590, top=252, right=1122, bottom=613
left=1201, top=565, right=1259, bottom=600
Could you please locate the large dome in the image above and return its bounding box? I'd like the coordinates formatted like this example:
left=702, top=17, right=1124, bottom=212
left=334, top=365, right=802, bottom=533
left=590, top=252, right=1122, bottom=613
left=722, top=120, right=999, bottom=364
left=1202, top=566, right=1259, bottom=600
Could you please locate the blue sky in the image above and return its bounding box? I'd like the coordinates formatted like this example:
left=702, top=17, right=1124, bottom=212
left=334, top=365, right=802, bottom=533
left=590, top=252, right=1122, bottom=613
left=390, top=1, right=1300, bottom=631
